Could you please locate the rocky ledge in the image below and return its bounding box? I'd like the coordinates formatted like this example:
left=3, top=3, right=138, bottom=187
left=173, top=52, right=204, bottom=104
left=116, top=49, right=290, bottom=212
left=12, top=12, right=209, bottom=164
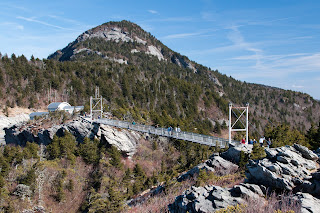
left=5, top=118, right=140, bottom=157
left=169, top=183, right=266, bottom=213
left=246, top=144, right=320, bottom=195
left=170, top=144, right=320, bottom=213
left=178, top=154, right=239, bottom=182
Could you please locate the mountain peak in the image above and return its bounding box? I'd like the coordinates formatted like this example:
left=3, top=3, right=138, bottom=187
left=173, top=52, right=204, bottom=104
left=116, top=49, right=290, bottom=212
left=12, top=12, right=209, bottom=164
left=77, top=20, right=148, bottom=44
left=48, top=20, right=198, bottom=72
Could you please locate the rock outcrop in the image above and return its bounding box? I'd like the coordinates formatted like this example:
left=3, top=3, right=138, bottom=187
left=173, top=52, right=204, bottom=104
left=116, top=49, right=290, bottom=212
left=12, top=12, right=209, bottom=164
left=97, top=124, right=140, bottom=157
left=0, top=114, right=30, bottom=145
left=5, top=118, right=99, bottom=146
left=5, top=118, right=141, bottom=156
left=13, top=184, right=32, bottom=200
left=178, top=154, right=238, bottom=181
left=169, top=183, right=265, bottom=213
left=246, top=145, right=318, bottom=192
left=170, top=144, right=320, bottom=213
left=221, top=145, right=253, bottom=164
left=292, top=192, right=320, bottom=213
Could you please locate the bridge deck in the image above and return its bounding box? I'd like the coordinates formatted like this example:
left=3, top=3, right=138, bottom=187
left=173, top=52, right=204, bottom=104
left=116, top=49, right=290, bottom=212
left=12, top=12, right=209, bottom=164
left=88, top=118, right=238, bottom=148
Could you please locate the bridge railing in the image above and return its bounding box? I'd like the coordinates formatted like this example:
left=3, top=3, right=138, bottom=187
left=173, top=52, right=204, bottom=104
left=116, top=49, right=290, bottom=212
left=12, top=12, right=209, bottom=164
left=89, top=118, right=238, bottom=148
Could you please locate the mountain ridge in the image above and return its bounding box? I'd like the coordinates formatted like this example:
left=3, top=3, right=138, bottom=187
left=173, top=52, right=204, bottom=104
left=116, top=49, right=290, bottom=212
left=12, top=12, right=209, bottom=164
left=48, top=20, right=199, bottom=73
left=0, top=20, right=319, bottom=138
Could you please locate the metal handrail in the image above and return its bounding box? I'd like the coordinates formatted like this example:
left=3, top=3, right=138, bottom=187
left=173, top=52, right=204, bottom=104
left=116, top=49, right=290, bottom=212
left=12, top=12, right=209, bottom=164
left=81, top=117, right=240, bottom=148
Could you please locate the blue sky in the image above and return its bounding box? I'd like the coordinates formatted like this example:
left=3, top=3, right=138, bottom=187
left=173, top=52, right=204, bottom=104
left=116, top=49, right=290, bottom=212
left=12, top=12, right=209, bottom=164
left=1, top=0, right=320, bottom=99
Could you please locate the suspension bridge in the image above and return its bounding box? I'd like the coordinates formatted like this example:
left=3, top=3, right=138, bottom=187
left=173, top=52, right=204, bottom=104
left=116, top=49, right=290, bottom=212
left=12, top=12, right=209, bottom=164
left=87, top=88, right=250, bottom=149
left=85, top=117, right=240, bottom=148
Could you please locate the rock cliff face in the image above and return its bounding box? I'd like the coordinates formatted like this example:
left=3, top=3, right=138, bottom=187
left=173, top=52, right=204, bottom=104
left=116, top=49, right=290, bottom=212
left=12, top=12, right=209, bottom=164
left=5, top=118, right=99, bottom=146
left=221, top=145, right=253, bottom=164
left=0, top=114, right=30, bottom=145
left=170, top=144, right=320, bottom=213
left=4, top=119, right=141, bottom=156
left=246, top=145, right=319, bottom=193
left=178, top=154, right=238, bottom=182
left=169, top=183, right=266, bottom=213
left=97, top=124, right=140, bottom=156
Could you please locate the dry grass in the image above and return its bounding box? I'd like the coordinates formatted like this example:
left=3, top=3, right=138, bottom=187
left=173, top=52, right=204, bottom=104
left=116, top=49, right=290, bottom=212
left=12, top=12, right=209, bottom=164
left=125, top=167, right=244, bottom=213
left=38, top=157, right=92, bottom=213
left=0, top=106, right=34, bottom=116
left=205, top=172, right=245, bottom=188
left=132, top=137, right=179, bottom=177
left=243, top=192, right=301, bottom=213
left=124, top=179, right=196, bottom=213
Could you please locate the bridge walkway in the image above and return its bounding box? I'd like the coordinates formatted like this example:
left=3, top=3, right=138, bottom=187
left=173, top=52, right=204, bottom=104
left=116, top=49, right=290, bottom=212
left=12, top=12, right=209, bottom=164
left=88, top=118, right=239, bottom=148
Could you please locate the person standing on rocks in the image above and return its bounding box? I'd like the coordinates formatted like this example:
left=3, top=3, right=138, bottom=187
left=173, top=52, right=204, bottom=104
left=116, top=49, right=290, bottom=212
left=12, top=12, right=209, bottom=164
left=241, top=138, right=245, bottom=144
left=259, top=137, right=265, bottom=147
left=267, top=138, right=272, bottom=148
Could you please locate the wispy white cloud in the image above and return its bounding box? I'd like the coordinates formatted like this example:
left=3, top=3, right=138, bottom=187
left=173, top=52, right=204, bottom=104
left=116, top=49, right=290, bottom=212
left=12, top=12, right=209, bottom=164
left=225, top=25, right=264, bottom=69
left=0, top=2, right=30, bottom=12
left=47, top=15, right=82, bottom=25
left=16, top=16, right=73, bottom=30
left=244, top=17, right=295, bottom=27
left=223, top=52, right=320, bottom=80
left=163, top=27, right=221, bottom=40
left=16, top=25, right=24, bottom=30
left=0, top=30, right=81, bottom=59
left=0, top=22, right=24, bottom=30
left=163, top=32, right=202, bottom=39
left=232, top=53, right=309, bottom=61
left=291, top=36, right=313, bottom=40
left=143, top=16, right=194, bottom=23
left=148, top=10, right=158, bottom=14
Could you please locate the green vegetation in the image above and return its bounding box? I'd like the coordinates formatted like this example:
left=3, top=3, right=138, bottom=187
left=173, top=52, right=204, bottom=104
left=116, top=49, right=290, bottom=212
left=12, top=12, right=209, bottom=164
left=306, top=122, right=320, bottom=150
left=238, top=151, right=249, bottom=169
left=1, top=20, right=319, bottom=138
left=250, top=143, right=266, bottom=160
left=47, top=131, right=77, bottom=163
left=0, top=20, right=319, bottom=212
left=0, top=126, right=223, bottom=212
left=264, top=124, right=311, bottom=148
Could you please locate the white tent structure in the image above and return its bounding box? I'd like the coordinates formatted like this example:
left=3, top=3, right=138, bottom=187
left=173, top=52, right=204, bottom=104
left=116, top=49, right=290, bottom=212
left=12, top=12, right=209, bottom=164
left=47, top=102, right=72, bottom=112
left=47, top=102, right=84, bottom=114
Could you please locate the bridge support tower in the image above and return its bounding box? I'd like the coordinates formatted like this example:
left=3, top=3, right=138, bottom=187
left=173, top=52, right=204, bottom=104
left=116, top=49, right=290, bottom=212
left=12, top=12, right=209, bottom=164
left=229, top=103, right=249, bottom=144
left=90, top=87, right=103, bottom=122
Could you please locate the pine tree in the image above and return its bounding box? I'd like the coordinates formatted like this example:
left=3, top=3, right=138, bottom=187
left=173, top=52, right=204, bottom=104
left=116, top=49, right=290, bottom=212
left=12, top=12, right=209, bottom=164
left=251, top=143, right=266, bottom=160
left=108, top=146, right=123, bottom=169
left=239, top=151, right=249, bottom=169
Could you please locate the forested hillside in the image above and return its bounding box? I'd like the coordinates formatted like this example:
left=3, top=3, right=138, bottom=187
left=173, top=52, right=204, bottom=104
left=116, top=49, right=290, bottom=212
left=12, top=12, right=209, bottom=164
left=1, top=20, right=320, bottom=213
left=0, top=20, right=320, bottom=138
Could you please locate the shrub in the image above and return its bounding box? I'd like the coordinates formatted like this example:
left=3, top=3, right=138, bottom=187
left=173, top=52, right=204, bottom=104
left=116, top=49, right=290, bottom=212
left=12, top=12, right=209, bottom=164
left=250, top=143, right=266, bottom=160
left=238, top=151, right=249, bottom=169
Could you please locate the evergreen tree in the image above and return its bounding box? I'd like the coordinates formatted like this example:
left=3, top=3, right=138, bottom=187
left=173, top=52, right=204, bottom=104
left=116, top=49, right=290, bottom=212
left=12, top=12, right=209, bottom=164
left=239, top=151, right=249, bottom=169
left=250, top=143, right=266, bottom=160
left=107, top=146, right=123, bottom=169
left=79, top=138, right=100, bottom=164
